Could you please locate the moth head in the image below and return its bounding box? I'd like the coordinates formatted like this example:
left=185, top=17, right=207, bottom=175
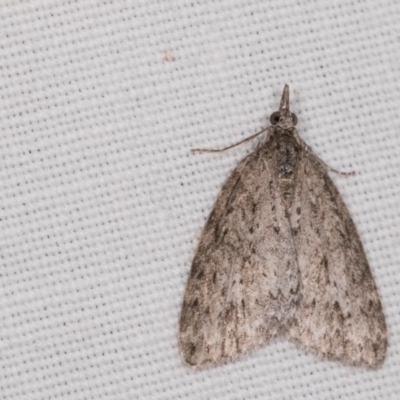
left=270, top=84, right=298, bottom=129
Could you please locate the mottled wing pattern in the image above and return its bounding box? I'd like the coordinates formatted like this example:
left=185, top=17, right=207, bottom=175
left=288, top=150, right=387, bottom=367
left=179, top=144, right=300, bottom=367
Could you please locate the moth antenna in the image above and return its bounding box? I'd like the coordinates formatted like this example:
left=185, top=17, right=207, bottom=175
left=191, top=127, right=270, bottom=153
left=299, top=137, right=356, bottom=176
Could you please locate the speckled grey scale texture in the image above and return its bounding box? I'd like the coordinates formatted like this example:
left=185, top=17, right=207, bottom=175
left=179, top=86, right=387, bottom=368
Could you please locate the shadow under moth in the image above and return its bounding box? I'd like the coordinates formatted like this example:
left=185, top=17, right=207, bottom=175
left=179, top=85, right=387, bottom=368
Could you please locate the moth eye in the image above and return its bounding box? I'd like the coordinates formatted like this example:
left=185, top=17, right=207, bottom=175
left=270, top=112, right=298, bottom=125
left=270, top=111, right=281, bottom=125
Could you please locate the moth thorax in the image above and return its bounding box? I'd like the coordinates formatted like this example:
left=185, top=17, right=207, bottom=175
left=275, top=136, right=299, bottom=179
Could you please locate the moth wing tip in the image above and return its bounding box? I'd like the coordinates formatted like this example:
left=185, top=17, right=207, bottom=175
left=180, top=353, right=215, bottom=369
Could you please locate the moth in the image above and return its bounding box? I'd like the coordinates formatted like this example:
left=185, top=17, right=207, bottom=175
left=179, top=85, right=387, bottom=368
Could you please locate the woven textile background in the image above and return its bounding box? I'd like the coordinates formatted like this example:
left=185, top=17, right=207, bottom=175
left=0, top=1, right=399, bottom=399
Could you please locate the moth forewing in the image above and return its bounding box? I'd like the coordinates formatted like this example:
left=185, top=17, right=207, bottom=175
left=179, top=85, right=387, bottom=368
